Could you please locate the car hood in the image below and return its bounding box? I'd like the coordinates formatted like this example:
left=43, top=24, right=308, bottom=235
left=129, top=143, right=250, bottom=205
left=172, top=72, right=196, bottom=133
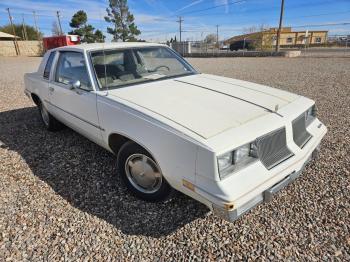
left=107, top=73, right=299, bottom=139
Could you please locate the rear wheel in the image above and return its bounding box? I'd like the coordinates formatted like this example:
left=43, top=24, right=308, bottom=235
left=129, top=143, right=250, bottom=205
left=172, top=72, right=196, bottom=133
left=38, top=101, right=64, bottom=131
left=117, top=141, right=173, bottom=201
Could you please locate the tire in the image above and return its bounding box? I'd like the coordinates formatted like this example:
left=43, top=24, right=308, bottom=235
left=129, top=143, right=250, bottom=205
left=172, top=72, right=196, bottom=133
left=117, top=141, right=173, bottom=202
left=38, top=100, right=64, bottom=131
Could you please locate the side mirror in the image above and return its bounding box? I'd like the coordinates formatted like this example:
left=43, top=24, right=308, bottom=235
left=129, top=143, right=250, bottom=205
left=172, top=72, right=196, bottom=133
left=69, top=80, right=81, bottom=90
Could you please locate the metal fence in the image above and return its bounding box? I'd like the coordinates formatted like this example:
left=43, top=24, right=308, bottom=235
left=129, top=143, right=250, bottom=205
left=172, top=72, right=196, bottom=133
left=169, top=38, right=350, bottom=58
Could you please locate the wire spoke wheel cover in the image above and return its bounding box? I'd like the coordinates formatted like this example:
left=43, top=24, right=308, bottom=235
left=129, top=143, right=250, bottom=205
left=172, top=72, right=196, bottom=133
left=125, top=154, right=163, bottom=194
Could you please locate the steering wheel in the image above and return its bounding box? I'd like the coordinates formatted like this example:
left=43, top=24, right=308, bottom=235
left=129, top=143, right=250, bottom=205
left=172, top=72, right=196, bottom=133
left=150, top=65, right=170, bottom=72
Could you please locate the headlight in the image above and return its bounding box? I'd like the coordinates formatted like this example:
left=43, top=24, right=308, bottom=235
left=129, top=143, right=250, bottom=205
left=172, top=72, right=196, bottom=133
left=233, top=144, right=250, bottom=163
left=305, top=104, right=316, bottom=126
left=217, top=142, right=258, bottom=179
left=217, top=152, right=233, bottom=171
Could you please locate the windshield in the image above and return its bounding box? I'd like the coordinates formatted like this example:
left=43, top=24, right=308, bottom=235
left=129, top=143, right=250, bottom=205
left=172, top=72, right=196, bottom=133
left=90, top=46, right=196, bottom=89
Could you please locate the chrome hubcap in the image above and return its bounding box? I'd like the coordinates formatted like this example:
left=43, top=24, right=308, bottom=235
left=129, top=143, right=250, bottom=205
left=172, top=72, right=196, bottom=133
left=125, top=154, right=162, bottom=194
left=40, top=103, right=49, bottom=126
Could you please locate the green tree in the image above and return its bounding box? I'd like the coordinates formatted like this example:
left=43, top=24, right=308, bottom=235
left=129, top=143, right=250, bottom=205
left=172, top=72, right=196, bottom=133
left=69, top=10, right=105, bottom=43
left=0, top=24, right=42, bottom=40
left=204, top=34, right=216, bottom=44
left=94, top=29, right=106, bottom=43
left=70, top=10, right=88, bottom=29
left=104, top=0, right=141, bottom=42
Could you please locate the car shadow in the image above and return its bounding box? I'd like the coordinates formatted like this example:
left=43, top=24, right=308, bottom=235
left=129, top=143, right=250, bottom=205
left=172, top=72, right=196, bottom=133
left=0, top=106, right=208, bottom=237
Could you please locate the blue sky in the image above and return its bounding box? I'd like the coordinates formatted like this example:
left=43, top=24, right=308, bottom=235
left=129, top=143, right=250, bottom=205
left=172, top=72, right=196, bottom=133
left=0, top=0, right=349, bottom=42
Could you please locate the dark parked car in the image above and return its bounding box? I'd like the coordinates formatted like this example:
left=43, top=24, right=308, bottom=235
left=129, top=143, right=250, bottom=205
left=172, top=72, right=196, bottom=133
left=229, top=40, right=254, bottom=51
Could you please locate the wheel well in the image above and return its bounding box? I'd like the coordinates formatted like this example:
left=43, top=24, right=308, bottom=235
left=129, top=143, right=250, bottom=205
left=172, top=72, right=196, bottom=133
left=108, top=133, right=130, bottom=155
left=31, top=93, right=40, bottom=106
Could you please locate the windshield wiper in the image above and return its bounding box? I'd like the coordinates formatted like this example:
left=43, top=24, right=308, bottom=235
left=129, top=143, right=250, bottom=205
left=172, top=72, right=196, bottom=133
left=103, top=72, right=196, bottom=90
left=155, top=72, right=195, bottom=81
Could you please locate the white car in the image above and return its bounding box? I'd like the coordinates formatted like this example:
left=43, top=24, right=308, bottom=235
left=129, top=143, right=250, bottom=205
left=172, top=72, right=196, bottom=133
left=24, top=43, right=327, bottom=222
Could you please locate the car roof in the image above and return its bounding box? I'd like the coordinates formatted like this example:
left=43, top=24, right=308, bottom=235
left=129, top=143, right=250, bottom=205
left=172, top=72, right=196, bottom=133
left=52, top=42, right=166, bottom=52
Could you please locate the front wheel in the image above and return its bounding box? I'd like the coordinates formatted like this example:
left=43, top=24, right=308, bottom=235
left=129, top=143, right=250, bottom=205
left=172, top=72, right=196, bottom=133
left=117, top=141, right=173, bottom=201
left=38, top=101, right=64, bottom=131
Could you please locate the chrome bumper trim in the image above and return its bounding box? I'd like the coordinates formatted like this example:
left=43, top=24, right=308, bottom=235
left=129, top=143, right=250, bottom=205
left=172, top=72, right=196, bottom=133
left=264, top=174, right=292, bottom=202
left=213, top=145, right=320, bottom=222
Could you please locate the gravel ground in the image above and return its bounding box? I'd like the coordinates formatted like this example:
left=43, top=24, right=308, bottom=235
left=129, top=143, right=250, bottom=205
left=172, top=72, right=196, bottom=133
left=300, top=48, right=350, bottom=58
left=0, top=56, right=349, bottom=261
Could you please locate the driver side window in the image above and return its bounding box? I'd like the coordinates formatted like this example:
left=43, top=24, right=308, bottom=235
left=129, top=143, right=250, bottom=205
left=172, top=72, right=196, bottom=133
left=55, top=51, right=92, bottom=90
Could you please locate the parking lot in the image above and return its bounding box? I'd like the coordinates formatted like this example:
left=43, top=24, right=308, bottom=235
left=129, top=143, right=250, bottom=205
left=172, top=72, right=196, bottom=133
left=0, top=55, right=349, bottom=260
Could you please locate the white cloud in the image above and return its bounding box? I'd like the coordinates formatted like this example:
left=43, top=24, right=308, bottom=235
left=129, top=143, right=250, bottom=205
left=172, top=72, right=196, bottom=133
left=329, top=28, right=349, bottom=34
left=177, top=0, right=204, bottom=12
left=135, top=14, right=172, bottom=24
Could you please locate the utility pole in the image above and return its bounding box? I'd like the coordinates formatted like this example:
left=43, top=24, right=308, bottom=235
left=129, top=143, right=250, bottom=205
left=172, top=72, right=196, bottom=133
left=177, top=16, right=184, bottom=43
left=6, top=8, right=20, bottom=55
left=56, top=11, right=63, bottom=35
left=275, top=0, right=285, bottom=52
left=216, top=25, right=219, bottom=49
left=176, top=16, right=184, bottom=55
left=33, top=11, right=41, bottom=40
left=22, top=14, right=28, bottom=41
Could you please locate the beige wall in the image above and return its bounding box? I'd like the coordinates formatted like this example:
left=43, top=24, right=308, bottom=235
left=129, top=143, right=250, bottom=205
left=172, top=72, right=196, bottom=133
left=262, top=32, right=298, bottom=46
left=226, top=29, right=328, bottom=47
left=280, top=33, right=298, bottom=45
left=261, top=31, right=327, bottom=46
left=309, top=32, right=328, bottom=44
left=0, top=41, right=43, bottom=56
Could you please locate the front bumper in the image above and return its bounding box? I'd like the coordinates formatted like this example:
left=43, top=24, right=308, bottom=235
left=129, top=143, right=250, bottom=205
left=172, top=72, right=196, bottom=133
left=212, top=145, right=320, bottom=222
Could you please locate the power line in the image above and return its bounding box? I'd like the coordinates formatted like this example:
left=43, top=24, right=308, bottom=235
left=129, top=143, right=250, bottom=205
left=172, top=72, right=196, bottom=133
left=0, top=0, right=347, bottom=18
left=180, top=0, right=350, bottom=18
left=292, top=22, right=350, bottom=28
left=292, top=10, right=350, bottom=19
left=187, top=14, right=350, bottom=31
left=182, top=22, right=350, bottom=33
left=175, top=0, right=247, bottom=16
left=0, top=9, right=56, bottom=18
left=189, top=9, right=350, bottom=21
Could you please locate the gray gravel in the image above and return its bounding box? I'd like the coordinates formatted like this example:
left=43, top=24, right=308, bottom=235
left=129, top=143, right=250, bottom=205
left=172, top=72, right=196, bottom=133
left=300, top=47, right=350, bottom=58
left=0, top=56, right=349, bottom=261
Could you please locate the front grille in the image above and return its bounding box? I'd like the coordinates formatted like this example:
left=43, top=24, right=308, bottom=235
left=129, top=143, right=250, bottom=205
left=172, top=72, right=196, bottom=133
left=256, top=127, right=294, bottom=170
left=292, top=113, right=312, bottom=148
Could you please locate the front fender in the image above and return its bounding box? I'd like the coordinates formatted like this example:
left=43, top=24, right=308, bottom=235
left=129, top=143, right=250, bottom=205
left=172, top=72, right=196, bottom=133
left=97, top=94, right=200, bottom=192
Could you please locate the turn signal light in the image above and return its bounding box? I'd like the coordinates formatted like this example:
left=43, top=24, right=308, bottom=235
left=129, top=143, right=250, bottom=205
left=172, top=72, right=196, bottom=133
left=182, top=179, right=195, bottom=191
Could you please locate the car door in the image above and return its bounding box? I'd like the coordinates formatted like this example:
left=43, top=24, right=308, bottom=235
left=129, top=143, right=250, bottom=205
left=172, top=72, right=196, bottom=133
left=48, top=50, right=102, bottom=144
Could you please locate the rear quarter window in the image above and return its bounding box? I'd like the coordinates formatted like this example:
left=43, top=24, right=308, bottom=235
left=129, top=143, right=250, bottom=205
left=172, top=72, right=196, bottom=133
left=43, top=52, right=55, bottom=79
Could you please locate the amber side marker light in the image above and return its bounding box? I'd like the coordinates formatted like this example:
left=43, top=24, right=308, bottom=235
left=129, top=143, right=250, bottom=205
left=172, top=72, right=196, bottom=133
left=224, top=203, right=235, bottom=210
left=182, top=179, right=195, bottom=191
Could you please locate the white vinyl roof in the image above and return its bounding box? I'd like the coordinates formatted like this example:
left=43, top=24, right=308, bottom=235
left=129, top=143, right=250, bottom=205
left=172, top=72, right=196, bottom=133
left=56, top=42, right=166, bottom=52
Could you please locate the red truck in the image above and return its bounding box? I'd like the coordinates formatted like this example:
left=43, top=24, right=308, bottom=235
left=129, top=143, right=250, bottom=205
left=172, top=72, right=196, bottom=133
left=42, top=35, right=80, bottom=51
